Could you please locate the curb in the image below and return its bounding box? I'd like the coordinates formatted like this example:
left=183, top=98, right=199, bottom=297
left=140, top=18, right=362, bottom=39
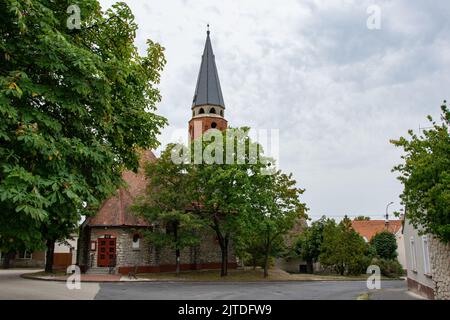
left=20, top=273, right=123, bottom=283
left=20, top=273, right=404, bottom=284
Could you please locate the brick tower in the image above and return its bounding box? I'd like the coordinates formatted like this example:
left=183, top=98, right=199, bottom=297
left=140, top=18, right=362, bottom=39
left=189, top=27, right=227, bottom=141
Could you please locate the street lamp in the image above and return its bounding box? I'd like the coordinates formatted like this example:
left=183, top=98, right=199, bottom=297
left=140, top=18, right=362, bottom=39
left=385, top=201, right=394, bottom=222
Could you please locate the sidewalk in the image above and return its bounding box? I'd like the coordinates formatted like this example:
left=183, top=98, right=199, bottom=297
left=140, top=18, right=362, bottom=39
left=23, top=273, right=124, bottom=282
left=368, top=287, right=426, bottom=300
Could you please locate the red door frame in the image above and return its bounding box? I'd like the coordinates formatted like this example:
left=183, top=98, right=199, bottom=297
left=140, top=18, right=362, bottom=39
left=97, top=237, right=116, bottom=267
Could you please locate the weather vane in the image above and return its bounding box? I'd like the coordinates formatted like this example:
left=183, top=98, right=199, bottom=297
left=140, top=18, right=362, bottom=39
left=207, top=23, right=210, bottom=35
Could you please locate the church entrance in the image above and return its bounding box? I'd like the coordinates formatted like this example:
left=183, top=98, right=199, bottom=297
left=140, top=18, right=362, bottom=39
left=97, top=236, right=116, bottom=267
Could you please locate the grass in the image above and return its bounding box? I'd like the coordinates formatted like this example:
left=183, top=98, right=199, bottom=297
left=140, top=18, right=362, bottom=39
left=136, top=267, right=399, bottom=282
left=356, top=293, right=370, bottom=300
left=23, top=270, right=67, bottom=278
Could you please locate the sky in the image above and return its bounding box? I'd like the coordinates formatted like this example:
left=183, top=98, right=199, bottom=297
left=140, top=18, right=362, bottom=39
left=99, top=0, right=450, bottom=221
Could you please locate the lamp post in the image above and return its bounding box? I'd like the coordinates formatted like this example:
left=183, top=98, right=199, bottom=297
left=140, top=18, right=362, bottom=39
left=385, top=202, right=394, bottom=227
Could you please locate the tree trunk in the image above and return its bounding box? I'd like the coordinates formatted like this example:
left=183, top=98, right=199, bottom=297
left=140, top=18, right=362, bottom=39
left=219, top=237, right=229, bottom=277
left=263, top=253, right=269, bottom=278
left=224, top=238, right=229, bottom=276
left=174, top=223, right=180, bottom=275
left=263, top=241, right=271, bottom=278
left=175, top=248, right=180, bottom=275
left=263, top=234, right=271, bottom=278
left=45, top=239, right=55, bottom=273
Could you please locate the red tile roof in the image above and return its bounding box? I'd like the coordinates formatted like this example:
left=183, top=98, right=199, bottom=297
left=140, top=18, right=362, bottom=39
left=351, top=220, right=403, bottom=241
left=85, top=150, right=156, bottom=227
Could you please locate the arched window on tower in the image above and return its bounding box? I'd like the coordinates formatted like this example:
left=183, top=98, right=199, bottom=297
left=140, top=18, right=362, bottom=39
left=220, top=110, right=224, bottom=117
left=199, top=108, right=205, bottom=114
left=211, top=122, right=217, bottom=129
left=210, top=107, right=216, bottom=114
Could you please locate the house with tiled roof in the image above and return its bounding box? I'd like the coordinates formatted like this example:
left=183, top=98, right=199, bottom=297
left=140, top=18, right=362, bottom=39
left=351, top=219, right=406, bottom=270
left=77, top=29, right=237, bottom=275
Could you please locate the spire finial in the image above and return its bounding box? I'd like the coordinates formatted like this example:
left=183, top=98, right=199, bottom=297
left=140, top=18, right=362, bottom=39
left=207, top=24, right=210, bottom=36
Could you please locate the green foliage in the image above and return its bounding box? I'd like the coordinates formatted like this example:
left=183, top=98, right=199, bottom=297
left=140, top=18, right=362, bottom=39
left=186, top=128, right=273, bottom=276
left=0, top=1, right=166, bottom=261
left=354, top=216, right=371, bottom=221
left=371, top=257, right=404, bottom=278
left=245, top=168, right=307, bottom=277
left=292, top=216, right=331, bottom=265
left=391, top=102, right=450, bottom=242
left=370, top=231, right=398, bottom=260
left=131, top=145, right=204, bottom=271
left=162, top=128, right=307, bottom=277
left=319, top=217, right=370, bottom=275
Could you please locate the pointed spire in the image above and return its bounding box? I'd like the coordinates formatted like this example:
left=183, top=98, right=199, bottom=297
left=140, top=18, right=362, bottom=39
left=192, top=26, right=225, bottom=108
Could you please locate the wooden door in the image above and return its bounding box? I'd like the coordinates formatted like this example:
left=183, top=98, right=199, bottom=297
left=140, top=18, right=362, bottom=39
left=97, top=237, right=116, bottom=267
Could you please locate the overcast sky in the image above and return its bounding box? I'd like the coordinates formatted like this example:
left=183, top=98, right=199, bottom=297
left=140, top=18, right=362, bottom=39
left=99, top=0, right=450, bottom=221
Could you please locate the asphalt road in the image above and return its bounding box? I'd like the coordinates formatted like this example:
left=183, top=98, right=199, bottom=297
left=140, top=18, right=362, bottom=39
left=0, top=269, right=99, bottom=299
left=95, top=279, right=417, bottom=300
left=0, top=269, right=421, bottom=300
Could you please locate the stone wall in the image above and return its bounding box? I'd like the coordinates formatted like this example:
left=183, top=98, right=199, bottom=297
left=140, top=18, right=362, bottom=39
left=429, top=235, right=450, bottom=300
left=86, top=226, right=236, bottom=274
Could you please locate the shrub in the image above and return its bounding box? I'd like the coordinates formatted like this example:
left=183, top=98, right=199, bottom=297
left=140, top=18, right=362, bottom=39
left=370, top=231, right=398, bottom=260
left=371, top=257, right=404, bottom=277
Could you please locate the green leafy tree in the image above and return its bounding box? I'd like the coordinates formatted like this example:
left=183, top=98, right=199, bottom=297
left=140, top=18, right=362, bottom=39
left=319, top=217, right=369, bottom=275
left=186, top=128, right=268, bottom=276
left=246, top=170, right=307, bottom=277
left=292, top=216, right=332, bottom=273
left=132, top=145, right=203, bottom=274
left=370, top=231, right=398, bottom=260
left=0, top=1, right=166, bottom=271
left=391, top=102, right=450, bottom=242
left=0, top=209, right=44, bottom=268
left=354, top=216, right=371, bottom=221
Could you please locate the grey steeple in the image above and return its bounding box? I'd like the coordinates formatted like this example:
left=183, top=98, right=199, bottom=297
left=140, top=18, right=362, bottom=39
left=192, top=28, right=225, bottom=108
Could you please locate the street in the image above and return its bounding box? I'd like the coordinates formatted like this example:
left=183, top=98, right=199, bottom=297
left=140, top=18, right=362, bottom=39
left=0, top=269, right=421, bottom=300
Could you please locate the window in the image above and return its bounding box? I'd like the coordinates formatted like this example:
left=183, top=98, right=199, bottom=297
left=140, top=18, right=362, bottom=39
left=132, top=234, right=140, bottom=249
left=409, top=237, right=417, bottom=272
left=18, top=250, right=32, bottom=260
left=220, top=110, right=224, bottom=117
left=210, top=107, right=216, bottom=114
left=199, top=108, right=205, bottom=114
left=211, top=122, right=217, bottom=129
left=422, top=235, right=431, bottom=275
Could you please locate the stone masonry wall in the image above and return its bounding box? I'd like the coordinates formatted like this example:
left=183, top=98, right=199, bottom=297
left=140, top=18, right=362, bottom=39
left=88, top=226, right=236, bottom=273
left=429, top=235, right=450, bottom=300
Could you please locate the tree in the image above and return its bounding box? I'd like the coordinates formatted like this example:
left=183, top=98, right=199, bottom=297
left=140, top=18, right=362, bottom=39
left=0, top=209, right=44, bottom=268
left=370, top=231, right=398, bottom=260
left=247, top=170, right=307, bottom=277
left=292, top=216, right=332, bottom=273
left=354, top=216, right=371, bottom=221
left=132, top=145, right=203, bottom=274
left=391, top=101, right=450, bottom=242
left=0, top=1, right=167, bottom=271
left=319, top=217, right=369, bottom=275
left=186, top=128, right=267, bottom=276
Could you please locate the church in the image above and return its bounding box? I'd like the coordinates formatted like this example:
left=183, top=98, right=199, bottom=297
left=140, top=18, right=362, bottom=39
left=77, top=29, right=237, bottom=274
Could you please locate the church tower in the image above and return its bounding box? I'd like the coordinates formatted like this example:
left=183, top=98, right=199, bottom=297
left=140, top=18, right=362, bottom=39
left=189, top=27, right=228, bottom=141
